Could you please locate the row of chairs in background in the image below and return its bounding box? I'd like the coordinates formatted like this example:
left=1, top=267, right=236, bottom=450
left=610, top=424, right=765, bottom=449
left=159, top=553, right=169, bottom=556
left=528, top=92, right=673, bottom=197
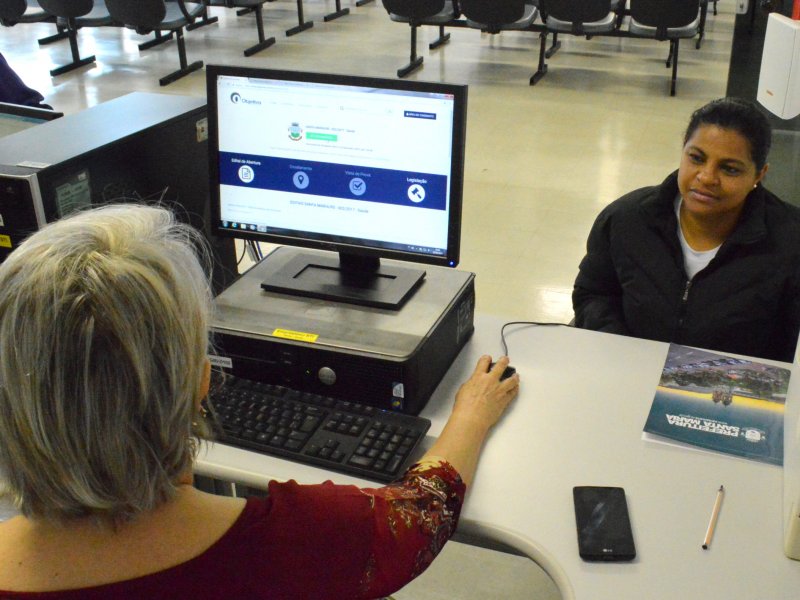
left=0, top=0, right=375, bottom=86
left=383, top=0, right=719, bottom=96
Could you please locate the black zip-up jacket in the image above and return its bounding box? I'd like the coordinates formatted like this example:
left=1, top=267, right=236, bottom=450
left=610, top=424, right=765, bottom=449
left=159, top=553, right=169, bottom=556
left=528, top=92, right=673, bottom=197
left=572, top=171, right=800, bottom=362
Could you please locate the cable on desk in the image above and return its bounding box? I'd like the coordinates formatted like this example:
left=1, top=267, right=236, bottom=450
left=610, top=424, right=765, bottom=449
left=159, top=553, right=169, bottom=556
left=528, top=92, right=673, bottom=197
left=235, top=240, right=249, bottom=266
left=500, top=321, right=567, bottom=356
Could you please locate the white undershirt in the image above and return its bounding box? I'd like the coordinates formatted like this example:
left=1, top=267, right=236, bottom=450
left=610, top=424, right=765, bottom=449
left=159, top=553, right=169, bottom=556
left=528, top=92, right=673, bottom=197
left=675, top=195, right=720, bottom=279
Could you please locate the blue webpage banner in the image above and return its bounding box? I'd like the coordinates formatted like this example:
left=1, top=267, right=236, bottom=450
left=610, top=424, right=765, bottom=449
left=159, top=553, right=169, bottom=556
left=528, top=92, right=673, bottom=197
left=219, top=152, right=448, bottom=211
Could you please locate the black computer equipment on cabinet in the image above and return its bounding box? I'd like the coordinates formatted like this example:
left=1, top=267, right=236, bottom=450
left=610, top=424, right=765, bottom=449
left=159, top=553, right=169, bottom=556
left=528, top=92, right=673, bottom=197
left=0, top=92, right=237, bottom=294
left=205, top=66, right=474, bottom=419
left=206, top=65, right=467, bottom=311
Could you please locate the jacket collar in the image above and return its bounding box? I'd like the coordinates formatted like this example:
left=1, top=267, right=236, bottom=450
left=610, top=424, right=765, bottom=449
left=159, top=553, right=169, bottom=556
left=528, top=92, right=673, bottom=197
left=640, top=170, right=768, bottom=247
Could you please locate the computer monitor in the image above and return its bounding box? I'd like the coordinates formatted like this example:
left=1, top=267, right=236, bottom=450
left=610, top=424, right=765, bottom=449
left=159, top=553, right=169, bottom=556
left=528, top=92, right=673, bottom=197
left=206, top=65, right=468, bottom=309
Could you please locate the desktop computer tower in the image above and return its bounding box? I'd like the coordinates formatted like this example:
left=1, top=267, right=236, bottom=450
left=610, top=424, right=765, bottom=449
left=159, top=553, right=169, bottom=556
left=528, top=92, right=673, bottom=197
left=0, top=92, right=237, bottom=293
left=210, top=247, right=476, bottom=415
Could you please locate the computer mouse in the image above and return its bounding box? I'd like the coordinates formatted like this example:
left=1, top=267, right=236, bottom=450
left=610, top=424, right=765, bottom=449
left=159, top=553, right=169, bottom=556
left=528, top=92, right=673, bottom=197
left=489, top=362, right=517, bottom=381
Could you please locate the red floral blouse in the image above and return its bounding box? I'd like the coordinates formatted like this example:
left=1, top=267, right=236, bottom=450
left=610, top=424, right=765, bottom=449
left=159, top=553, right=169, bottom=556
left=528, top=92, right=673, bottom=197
left=0, top=459, right=465, bottom=599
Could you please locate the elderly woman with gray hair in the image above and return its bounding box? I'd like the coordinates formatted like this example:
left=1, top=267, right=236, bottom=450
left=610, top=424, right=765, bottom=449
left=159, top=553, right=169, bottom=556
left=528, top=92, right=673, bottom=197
left=0, top=205, right=518, bottom=599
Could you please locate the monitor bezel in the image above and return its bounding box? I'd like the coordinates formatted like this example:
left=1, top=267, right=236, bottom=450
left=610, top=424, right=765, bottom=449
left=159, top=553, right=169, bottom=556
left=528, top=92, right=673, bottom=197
left=205, top=64, right=467, bottom=269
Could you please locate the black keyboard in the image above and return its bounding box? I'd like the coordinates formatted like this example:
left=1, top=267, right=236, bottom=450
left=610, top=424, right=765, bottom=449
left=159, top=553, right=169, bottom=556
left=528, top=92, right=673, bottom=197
left=208, top=375, right=432, bottom=483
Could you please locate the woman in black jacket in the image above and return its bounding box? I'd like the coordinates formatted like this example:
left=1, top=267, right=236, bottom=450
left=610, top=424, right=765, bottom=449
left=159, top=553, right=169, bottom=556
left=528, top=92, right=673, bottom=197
left=573, top=97, right=800, bottom=362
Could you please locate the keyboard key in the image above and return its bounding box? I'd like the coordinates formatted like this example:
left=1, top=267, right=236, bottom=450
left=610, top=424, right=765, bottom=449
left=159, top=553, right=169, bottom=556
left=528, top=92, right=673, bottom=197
left=349, top=455, right=374, bottom=468
left=285, top=439, right=304, bottom=451
left=386, top=455, right=404, bottom=473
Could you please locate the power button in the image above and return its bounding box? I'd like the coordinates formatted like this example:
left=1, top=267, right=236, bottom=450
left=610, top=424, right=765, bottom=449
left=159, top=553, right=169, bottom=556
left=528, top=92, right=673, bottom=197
left=318, top=366, right=336, bottom=386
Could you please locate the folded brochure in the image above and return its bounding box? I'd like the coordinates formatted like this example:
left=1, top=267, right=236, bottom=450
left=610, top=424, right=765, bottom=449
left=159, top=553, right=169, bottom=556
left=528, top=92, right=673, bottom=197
left=643, top=344, right=789, bottom=466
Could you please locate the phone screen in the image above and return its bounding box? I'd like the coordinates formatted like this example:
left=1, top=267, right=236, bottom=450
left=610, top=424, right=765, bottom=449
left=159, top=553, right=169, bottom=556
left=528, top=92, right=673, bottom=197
left=573, top=486, right=636, bottom=561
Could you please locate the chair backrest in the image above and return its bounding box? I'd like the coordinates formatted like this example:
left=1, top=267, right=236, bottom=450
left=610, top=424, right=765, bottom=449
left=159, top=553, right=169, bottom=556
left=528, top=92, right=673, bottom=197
left=37, top=0, right=93, bottom=19
left=382, top=0, right=446, bottom=20
left=105, top=0, right=166, bottom=31
left=540, top=0, right=613, bottom=24
left=459, top=0, right=527, bottom=26
left=0, top=0, right=26, bottom=24
left=629, top=0, right=699, bottom=29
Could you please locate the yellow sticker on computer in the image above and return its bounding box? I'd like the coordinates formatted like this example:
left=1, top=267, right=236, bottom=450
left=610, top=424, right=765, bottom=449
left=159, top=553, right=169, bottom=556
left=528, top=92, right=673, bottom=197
left=0, top=235, right=11, bottom=249
left=272, top=328, right=318, bottom=343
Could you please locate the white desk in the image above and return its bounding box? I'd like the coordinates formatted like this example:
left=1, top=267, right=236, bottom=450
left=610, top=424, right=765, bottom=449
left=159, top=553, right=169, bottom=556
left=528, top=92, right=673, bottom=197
left=196, top=315, right=800, bottom=599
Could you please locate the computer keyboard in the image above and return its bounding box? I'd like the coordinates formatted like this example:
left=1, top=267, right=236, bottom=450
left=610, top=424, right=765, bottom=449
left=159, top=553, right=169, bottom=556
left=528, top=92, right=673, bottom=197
left=207, top=375, right=432, bottom=483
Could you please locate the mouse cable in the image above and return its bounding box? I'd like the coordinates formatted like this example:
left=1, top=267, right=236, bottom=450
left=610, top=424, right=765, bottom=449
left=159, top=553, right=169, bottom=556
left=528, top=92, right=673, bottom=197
left=500, top=320, right=568, bottom=357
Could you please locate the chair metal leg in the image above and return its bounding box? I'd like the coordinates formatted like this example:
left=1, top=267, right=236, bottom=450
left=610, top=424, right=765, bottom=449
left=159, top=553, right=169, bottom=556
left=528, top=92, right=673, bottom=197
left=139, top=30, right=174, bottom=51
left=324, top=0, right=350, bottom=22
left=530, top=32, right=548, bottom=86
left=670, top=39, right=679, bottom=96
left=236, top=7, right=255, bottom=16
left=356, top=0, right=374, bottom=5
left=696, top=0, right=708, bottom=49
left=243, top=4, right=276, bottom=56
left=666, top=41, right=674, bottom=68
left=286, top=0, right=313, bottom=36
left=429, top=25, right=450, bottom=50
left=49, top=19, right=95, bottom=77
left=186, top=8, right=219, bottom=31
left=397, top=23, right=423, bottom=78
left=545, top=31, right=561, bottom=58
left=159, top=27, right=203, bottom=86
left=38, top=25, right=68, bottom=46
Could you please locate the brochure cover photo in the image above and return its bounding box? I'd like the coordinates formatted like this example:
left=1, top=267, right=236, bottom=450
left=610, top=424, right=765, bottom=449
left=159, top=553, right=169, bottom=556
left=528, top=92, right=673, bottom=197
left=643, top=344, right=790, bottom=466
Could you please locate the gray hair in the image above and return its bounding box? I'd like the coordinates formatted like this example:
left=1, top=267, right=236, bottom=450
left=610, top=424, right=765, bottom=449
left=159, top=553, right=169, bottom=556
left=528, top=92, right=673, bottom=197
left=0, top=204, right=213, bottom=524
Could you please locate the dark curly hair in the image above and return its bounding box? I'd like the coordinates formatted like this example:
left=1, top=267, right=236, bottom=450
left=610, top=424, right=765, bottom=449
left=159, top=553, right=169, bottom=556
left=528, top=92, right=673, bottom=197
left=684, top=97, right=772, bottom=171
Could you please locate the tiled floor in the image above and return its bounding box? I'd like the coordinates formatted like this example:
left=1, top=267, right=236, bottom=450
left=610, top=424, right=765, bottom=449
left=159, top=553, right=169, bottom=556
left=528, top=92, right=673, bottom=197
left=0, top=2, right=736, bottom=597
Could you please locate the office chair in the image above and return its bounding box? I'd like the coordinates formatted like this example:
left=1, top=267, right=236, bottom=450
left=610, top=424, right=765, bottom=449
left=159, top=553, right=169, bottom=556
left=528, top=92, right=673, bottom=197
left=459, top=0, right=539, bottom=34
left=0, top=0, right=49, bottom=26
left=193, top=1, right=276, bottom=56
left=531, top=0, right=620, bottom=85
left=105, top=0, right=206, bottom=86
left=382, top=0, right=458, bottom=78
left=36, top=0, right=115, bottom=77
left=628, top=0, right=701, bottom=96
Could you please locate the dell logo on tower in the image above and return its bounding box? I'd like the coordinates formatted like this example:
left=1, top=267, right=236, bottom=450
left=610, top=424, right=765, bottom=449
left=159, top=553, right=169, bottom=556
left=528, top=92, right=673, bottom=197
left=230, top=93, right=241, bottom=104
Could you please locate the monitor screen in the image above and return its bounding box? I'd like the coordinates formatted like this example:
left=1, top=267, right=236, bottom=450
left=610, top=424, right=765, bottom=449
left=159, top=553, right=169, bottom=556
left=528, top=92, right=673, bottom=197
left=206, top=66, right=467, bottom=309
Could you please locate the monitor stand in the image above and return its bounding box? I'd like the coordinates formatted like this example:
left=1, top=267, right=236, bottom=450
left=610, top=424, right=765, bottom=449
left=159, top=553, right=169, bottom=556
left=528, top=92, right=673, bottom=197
left=260, top=250, right=426, bottom=310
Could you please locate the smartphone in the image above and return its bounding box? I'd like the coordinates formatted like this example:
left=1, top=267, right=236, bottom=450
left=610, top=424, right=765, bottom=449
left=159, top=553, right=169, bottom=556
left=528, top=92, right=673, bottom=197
left=573, top=486, right=636, bottom=561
